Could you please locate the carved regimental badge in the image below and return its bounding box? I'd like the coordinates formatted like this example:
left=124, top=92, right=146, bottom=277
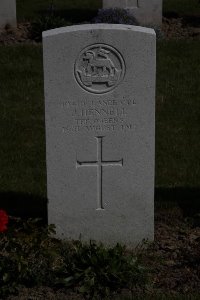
left=75, top=44, right=125, bottom=94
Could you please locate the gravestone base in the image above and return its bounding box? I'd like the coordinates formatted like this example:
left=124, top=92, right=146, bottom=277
left=0, top=0, right=16, bottom=28
left=103, top=0, right=162, bottom=26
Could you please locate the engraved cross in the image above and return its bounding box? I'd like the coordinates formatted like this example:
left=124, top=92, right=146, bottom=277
left=76, top=136, right=123, bottom=210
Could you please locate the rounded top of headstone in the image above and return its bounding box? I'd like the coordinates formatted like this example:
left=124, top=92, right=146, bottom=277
left=42, top=24, right=155, bottom=38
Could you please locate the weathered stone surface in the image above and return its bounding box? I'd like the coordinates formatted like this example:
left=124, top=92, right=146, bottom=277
left=43, top=24, right=155, bottom=246
left=103, top=0, right=162, bottom=26
left=103, top=0, right=139, bottom=8
left=0, top=0, right=16, bottom=28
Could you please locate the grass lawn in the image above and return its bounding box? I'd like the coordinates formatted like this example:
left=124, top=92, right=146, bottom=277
left=156, top=40, right=200, bottom=188
left=0, top=45, right=45, bottom=197
left=0, top=41, right=200, bottom=200
left=17, top=0, right=101, bottom=22
left=163, top=0, right=200, bottom=16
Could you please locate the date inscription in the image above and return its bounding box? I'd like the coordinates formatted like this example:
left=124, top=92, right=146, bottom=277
left=60, top=97, right=136, bottom=133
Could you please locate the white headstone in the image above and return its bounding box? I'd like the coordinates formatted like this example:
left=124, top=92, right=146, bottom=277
left=43, top=24, right=155, bottom=246
left=0, top=0, right=16, bottom=28
left=103, top=0, right=162, bottom=26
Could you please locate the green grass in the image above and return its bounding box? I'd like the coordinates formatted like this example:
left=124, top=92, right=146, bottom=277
left=17, top=0, right=102, bottom=22
left=0, top=41, right=200, bottom=198
left=163, top=0, right=200, bottom=16
left=0, top=45, right=45, bottom=197
left=156, top=40, right=200, bottom=187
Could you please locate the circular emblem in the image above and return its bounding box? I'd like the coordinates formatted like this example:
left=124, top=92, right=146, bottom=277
left=74, top=44, right=125, bottom=94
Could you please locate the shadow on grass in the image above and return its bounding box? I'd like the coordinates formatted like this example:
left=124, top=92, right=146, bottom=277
left=0, top=191, right=48, bottom=223
left=0, top=188, right=200, bottom=224
left=37, top=8, right=98, bottom=23
left=156, top=187, right=200, bottom=217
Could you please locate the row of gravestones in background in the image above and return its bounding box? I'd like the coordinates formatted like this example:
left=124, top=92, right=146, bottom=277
left=0, top=0, right=162, bottom=28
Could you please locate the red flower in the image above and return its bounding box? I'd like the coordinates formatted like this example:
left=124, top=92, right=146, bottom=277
left=0, top=210, right=9, bottom=232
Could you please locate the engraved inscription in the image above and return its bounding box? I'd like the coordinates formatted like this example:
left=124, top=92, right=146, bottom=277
left=61, top=97, right=136, bottom=133
left=76, top=136, right=123, bottom=210
left=75, top=44, right=125, bottom=94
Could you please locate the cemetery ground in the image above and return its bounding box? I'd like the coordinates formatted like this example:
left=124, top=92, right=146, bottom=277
left=0, top=0, right=200, bottom=299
